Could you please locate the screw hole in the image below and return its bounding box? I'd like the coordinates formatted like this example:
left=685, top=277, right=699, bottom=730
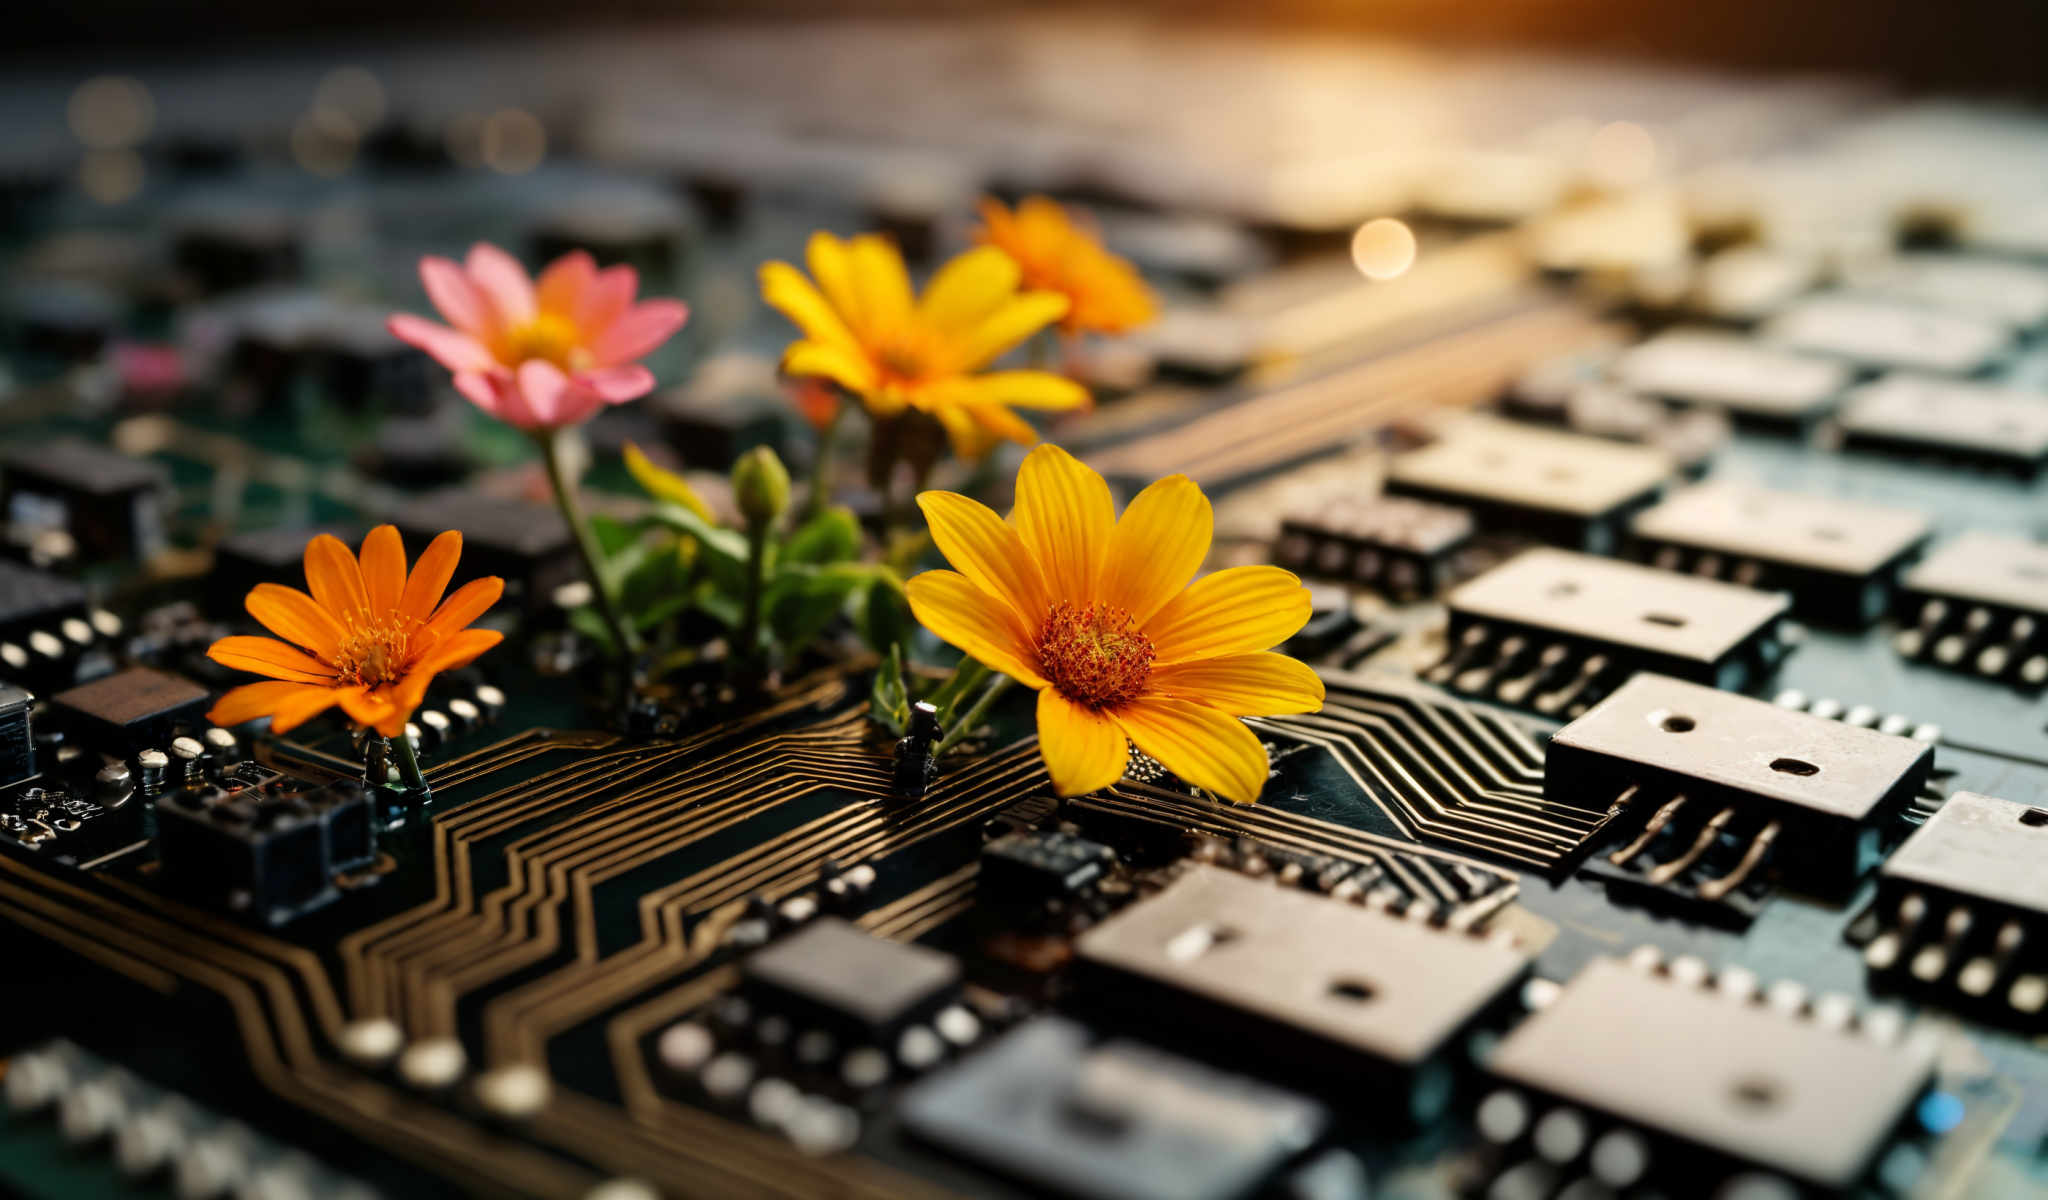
left=1649, top=709, right=1696, bottom=733
left=1328, top=978, right=1376, bottom=1004
left=1643, top=612, right=1689, bottom=628
left=2020, top=808, right=2048, bottom=828
left=1769, top=757, right=1820, bottom=777
left=1729, top=1076, right=1783, bottom=1111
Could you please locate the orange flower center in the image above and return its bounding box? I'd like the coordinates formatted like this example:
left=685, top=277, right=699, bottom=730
left=332, top=612, right=424, bottom=688
left=874, top=327, right=942, bottom=386
left=1036, top=601, right=1153, bottom=710
left=502, top=312, right=589, bottom=371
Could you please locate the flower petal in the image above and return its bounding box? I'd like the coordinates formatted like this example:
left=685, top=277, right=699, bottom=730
left=423, top=576, right=504, bottom=641
left=390, top=628, right=505, bottom=723
left=577, top=364, right=656, bottom=403
left=1114, top=697, right=1270, bottom=805
left=303, top=533, right=369, bottom=619
left=208, top=680, right=321, bottom=727
left=623, top=442, right=715, bottom=520
left=783, top=340, right=878, bottom=394
left=268, top=684, right=363, bottom=735
left=358, top=525, right=407, bottom=616
left=208, top=635, right=340, bottom=685
left=760, top=260, right=861, bottom=356
left=916, top=491, right=1048, bottom=626
left=400, top=531, right=462, bottom=624
left=1143, top=566, right=1313, bottom=664
left=1010, top=444, right=1113, bottom=605
left=903, top=570, right=1047, bottom=689
left=516, top=360, right=572, bottom=426
left=420, top=255, right=494, bottom=340
left=949, top=291, right=1069, bottom=371
left=847, top=235, right=913, bottom=331
left=535, top=250, right=597, bottom=319
left=1036, top=689, right=1129, bottom=797
left=336, top=686, right=403, bottom=737
left=918, top=246, right=1022, bottom=334
left=1148, top=653, right=1325, bottom=716
left=387, top=314, right=494, bottom=372
left=972, top=371, right=1090, bottom=411
left=466, top=242, right=535, bottom=326
left=574, top=264, right=637, bottom=334
left=805, top=232, right=865, bottom=336
left=245, top=584, right=345, bottom=660
left=453, top=370, right=506, bottom=419
left=1099, top=474, right=1211, bottom=626
left=589, top=299, right=688, bottom=366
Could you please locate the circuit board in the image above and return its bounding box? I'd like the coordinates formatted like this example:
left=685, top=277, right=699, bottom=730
left=3, top=17, right=2048, bottom=1200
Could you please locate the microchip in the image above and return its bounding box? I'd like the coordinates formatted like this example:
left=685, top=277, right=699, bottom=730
left=1629, top=482, right=1930, bottom=625
left=209, top=524, right=363, bottom=620
left=981, top=830, right=1115, bottom=897
left=1435, top=548, right=1790, bottom=713
left=901, top=1016, right=1326, bottom=1200
left=0, top=683, right=32, bottom=789
left=1894, top=532, right=2048, bottom=686
left=1549, top=673, right=1933, bottom=897
left=1273, top=494, right=1473, bottom=597
left=1611, top=329, right=1850, bottom=425
left=1074, top=865, right=1530, bottom=1108
left=1761, top=294, right=2010, bottom=375
left=1, top=437, right=170, bottom=563
left=740, top=917, right=962, bottom=1043
left=0, top=558, right=87, bottom=641
left=1487, top=958, right=1934, bottom=1190
left=49, top=667, right=212, bottom=757
left=1838, top=375, right=2048, bottom=475
left=1385, top=416, right=1673, bottom=554
left=1838, top=253, right=2048, bottom=328
left=392, top=488, right=578, bottom=609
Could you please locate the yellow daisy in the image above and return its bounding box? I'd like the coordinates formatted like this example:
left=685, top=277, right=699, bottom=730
left=905, top=444, right=1323, bottom=804
left=759, top=232, right=1089, bottom=459
left=976, top=196, right=1157, bottom=337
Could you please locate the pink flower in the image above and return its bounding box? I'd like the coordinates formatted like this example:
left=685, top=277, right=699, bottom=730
left=387, top=243, right=688, bottom=431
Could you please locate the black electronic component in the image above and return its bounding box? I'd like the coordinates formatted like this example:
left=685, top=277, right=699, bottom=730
left=1629, top=481, right=1930, bottom=626
left=1272, top=494, right=1473, bottom=598
left=1611, top=329, right=1851, bottom=426
left=740, top=917, right=962, bottom=1044
left=1, top=777, right=144, bottom=867
left=1432, top=548, right=1791, bottom=715
left=0, top=683, right=31, bottom=788
left=0, top=561, right=88, bottom=674
left=901, top=1015, right=1327, bottom=1200
left=1483, top=957, right=1935, bottom=1194
left=48, top=668, right=212, bottom=759
left=980, top=830, right=1116, bottom=898
left=171, top=206, right=301, bottom=295
left=0, top=438, right=170, bottom=564
left=1839, top=376, right=2048, bottom=476
left=1893, top=532, right=2048, bottom=687
left=392, top=488, right=578, bottom=610
left=1074, top=864, right=1530, bottom=1114
left=1385, top=417, right=1672, bottom=554
left=1858, top=791, right=2048, bottom=1024
left=530, top=189, right=694, bottom=282
left=154, top=787, right=337, bottom=925
left=208, top=524, right=364, bottom=619
left=1552, top=673, right=1933, bottom=901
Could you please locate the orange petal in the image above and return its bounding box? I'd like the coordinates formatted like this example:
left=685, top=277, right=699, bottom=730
left=303, top=533, right=369, bottom=619
left=1035, top=689, right=1129, bottom=797
left=1099, top=474, right=1210, bottom=626
left=916, top=491, right=1048, bottom=627
left=1113, top=697, right=1270, bottom=806
left=245, top=584, right=345, bottom=660
left=207, top=636, right=340, bottom=685
left=358, top=525, right=407, bottom=616
left=407, top=627, right=503, bottom=678
left=342, top=686, right=409, bottom=738
left=400, top=531, right=462, bottom=624
left=904, top=570, right=1048, bottom=689
left=268, top=684, right=362, bottom=735
left=1148, top=653, right=1324, bottom=716
left=207, top=680, right=320, bottom=727
left=1010, top=444, right=1112, bottom=606
left=1144, top=566, right=1313, bottom=664
left=423, top=576, right=504, bottom=640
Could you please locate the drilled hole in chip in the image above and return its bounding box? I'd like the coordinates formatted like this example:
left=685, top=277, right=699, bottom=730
left=1809, top=527, right=1846, bottom=542
left=2020, top=808, right=2048, bottom=828
left=1642, top=612, right=1688, bottom=628
left=1648, top=710, right=1696, bottom=733
left=1729, top=1075, right=1783, bottom=1111
left=1769, top=757, right=1820, bottom=776
left=1327, top=978, right=1376, bottom=1004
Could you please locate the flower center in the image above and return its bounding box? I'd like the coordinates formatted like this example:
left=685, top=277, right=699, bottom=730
left=1036, top=601, right=1154, bottom=710
left=503, top=312, right=589, bottom=371
left=874, top=327, right=941, bottom=386
left=332, top=612, right=424, bottom=688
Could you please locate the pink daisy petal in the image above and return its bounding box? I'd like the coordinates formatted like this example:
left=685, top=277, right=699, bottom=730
left=535, top=250, right=598, bottom=318
left=575, top=363, right=656, bottom=403
left=551, top=385, right=608, bottom=427
left=388, top=313, right=494, bottom=372
left=420, top=256, right=494, bottom=340
left=574, top=265, right=637, bottom=335
left=588, top=299, right=689, bottom=366
left=452, top=370, right=507, bottom=419
left=466, top=242, right=536, bottom=326
left=515, top=359, right=573, bottom=427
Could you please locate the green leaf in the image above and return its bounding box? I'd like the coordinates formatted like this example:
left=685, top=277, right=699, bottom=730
left=782, top=505, right=861, bottom=566
left=647, top=501, right=748, bottom=564
left=588, top=513, right=639, bottom=557
left=852, top=573, right=913, bottom=655
left=567, top=605, right=615, bottom=651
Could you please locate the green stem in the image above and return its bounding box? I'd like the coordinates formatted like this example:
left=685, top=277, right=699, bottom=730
left=934, top=675, right=1013, bottom=757
left=926, top=656, right=989, bottom=721
left=803, top=403, right=846, bottom=520
left=735, top=520, right=770, bottom=674
left=539, top=429, right=641, bottom=658
left=390, top=727, right=430, bottom=798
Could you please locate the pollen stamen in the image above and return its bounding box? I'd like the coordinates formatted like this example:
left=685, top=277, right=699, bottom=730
left=331, top=610, right=427, bottom=688
left=1036, top=601, right=1154, bottom=710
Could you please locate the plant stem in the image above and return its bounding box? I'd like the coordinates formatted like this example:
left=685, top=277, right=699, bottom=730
left=926, top=656, right=989, bottom=721
left=539, top=428, right=641, bottom=657
left=390, top=727, right=430, bottom=798
left=804, top=403, right=845, bottom=520
left=735, top=520, right=770, bottom=675
left=934, top=675, right=1012, bottom=757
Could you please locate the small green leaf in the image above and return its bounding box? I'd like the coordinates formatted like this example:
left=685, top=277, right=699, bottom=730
left=782, top=505, right=861, bottom=566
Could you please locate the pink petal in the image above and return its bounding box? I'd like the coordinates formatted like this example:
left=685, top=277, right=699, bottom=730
left=574, top=265, right=637, bottom=335
left=575, top=363, right=656, bottom=403
left=388, top=313, right=494, bottom=372
left=452, top=370, right=508, bottom=420
left=420, top=256, right=494, bottom=340
left=588, top=299, right=689, bottom=366
left=516, top=359, right=572, bottom=426
left=466, top=242, right=536, bottom=326
left=535, top=250, right=597, bottom=318
left=551, top=386, right=607, bottom=427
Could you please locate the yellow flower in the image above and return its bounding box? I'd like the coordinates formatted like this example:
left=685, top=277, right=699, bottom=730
left=759, top=232, right=1089, bottom=458
left=905, top=445, right=1323, bottom=804
left=976, top=196, right=1157, bottom=337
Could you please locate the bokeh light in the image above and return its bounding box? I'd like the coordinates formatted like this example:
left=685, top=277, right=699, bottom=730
left=1351, top=217, right=1417, bottom=280
left=68, top=75, right=153, bottom=149
left=481, top=109, right=546, bottom=174
left=78, top=148, right=145, bottom=205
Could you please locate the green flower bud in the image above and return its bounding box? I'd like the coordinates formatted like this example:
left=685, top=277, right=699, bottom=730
left=732, top=445, right=791, bottom=528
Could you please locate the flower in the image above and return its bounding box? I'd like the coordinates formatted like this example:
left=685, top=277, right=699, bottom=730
left=905, top=445, right=1322, bottom=804
left=388, top=243, right=688, bottom=431
left=759, top=232, right=1088, bottom=458
left=206, top=526, right=504, bottom=738
left=975, top=196, right=1156, bottom=337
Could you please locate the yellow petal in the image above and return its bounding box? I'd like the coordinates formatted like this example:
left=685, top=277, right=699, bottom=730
left=916, top=491, right=1048, bottom=624
left=847, top=234, right=913, bottom=332
left=1144, top=566, right=1313, bottom=664
left=1036, top=689, right=1129, bottom=796
left=949, top=291, right=1069, bottom=371
left=805, top=232, right=865, bottom=337
left=1148, top=653, right=1324, bottom=716
left=1010, top=444, right=1113, bottom=605
left=930, top=404, right=1006, bottom=461
left=904, top=570, right=1047, bottom=689
left=1099, top=474, right=1211, bottom=626
left=624, top=441, right=714, bottom=521
left=759, top=260, right=861, bottom=356
left=1114, top=696, right=1270, bottom=805
left=358, top=525, right=407, bottom=616
left=783, top=340, right=879, bottom=396
left=918, top=246, right=1022, bottom=333
left=399, top=531, right=462, bottom=625
left=966, top=403, right=1038, bottom=448
left=973, top=371, right=1090, bottom=411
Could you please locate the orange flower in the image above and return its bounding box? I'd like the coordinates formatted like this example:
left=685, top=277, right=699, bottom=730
left=975, top=196, right=1156, bottom=337
left=205, top=526, right=503, bottom=738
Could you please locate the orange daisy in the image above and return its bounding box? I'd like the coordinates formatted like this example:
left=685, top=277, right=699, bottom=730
left=975, top=196, right=1157, bottom=337
left=205, top=526, right=504, bottom=738
left=906, top=445, right=1322, bottom=804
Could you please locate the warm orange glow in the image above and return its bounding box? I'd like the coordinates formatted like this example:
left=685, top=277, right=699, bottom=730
left=1351, top=218, right=1417, bottom=280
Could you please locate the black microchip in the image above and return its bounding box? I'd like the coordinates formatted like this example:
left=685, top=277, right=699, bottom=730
left=740, top=917, right=961, bottom=1042
left=50, top=667, right=212, bottom=757
left=210, top=524, right=363, bottom=620
left=0, top=558, right=86, bottom=641
left=392, top=488, right=578, bottom=610
left=1, top=438, right=170, bottom=563
left=1274, top=495, right=1473, bottom=597
left=0, top=683, right=32, bottom=789
left=981, top=830, right=1115, bottom=896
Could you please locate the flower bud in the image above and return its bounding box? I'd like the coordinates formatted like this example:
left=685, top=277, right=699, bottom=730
left=732, top=445, right=791, bottom=528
